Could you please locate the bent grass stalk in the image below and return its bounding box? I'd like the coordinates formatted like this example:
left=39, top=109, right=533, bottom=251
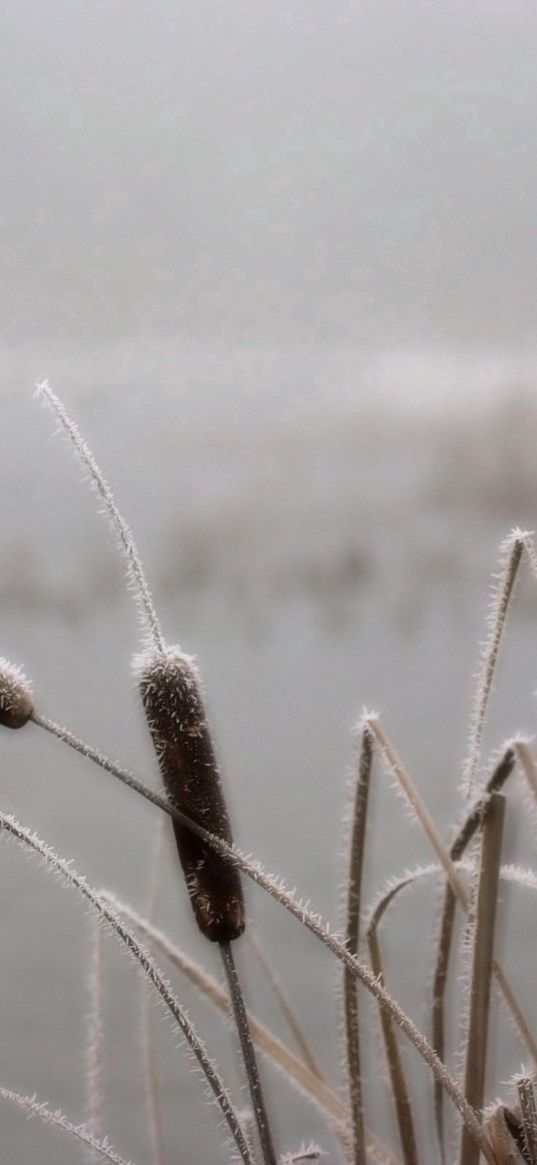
left=37, top=384, right=274, bottom=1162
left=0, top=1086, right=137, bottom=1165
left=26, top=707, right=493, bottom=1159
left=6, top=389, right=537, bottom=1162
left=0, top=813, right=255, bottom=1165
left=342, top=724, right=372, bottom=1165
left=459, top=793, right=506, bottom=1165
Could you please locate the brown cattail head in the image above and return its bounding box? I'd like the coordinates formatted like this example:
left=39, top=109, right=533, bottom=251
left=134, top=646, right=245, bottom=942
left=0, top=659, right=33, bottom=729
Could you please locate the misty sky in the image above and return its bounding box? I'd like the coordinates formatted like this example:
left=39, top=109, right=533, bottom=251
left=2, top=2, right=537, bottom=353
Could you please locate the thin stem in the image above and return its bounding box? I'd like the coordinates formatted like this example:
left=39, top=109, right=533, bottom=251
left=248, top=933, right=323, bottom=1081
left=86, top=917, right=106, bottom=1143
left=0, top=1086, right=136, bottom=1165
left=517, top=1077, right=537, bottom=1165
left=366, top=717, right=468, bottom=904
left=142, top=818, right=167, bottom=1165
left=461, top=530, right=525, bottom=798
left=30, top=710, right=493, bottom=1159
left=0, top=813, right=254, bottom=1165
left=459, top=793, right=506, bottom=1165
left=105, top=895, right=404, bottom=1165
left=367, top=926, right=418, bottom=1165
left=343, top=726, right=373, bottom=1165
left=432, top=746, right=517, bottom=1159
left=35, top=381, right=165, bottom=653
left=220, top=940, right=277, bottom=1165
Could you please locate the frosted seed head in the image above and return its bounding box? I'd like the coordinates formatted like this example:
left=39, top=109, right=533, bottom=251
left=133, top=644, right=245, bottom=942
left=0, top=659, right=33, bottom=729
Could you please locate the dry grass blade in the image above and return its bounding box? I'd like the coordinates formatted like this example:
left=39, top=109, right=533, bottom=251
left=517, top=1078, right=537, bottom=1165
left=86, top=917, right=105, bottom=1144
left=29, top=711, right=494, bottom=1159
left=484, top=1105, right=525, bottom=1165
left=248, top=933, right=323, bottom=1081
left=343, top=724, right=373, bottom=1165
left=107, top=893, right=404, bottom=1165
left=367, top=926, right=418, bottom=1165
left=0, top=1086, right=137, bottom=1165
left=35, top=381, right=165, bottom=652
left=366, top=722, right=537, bottom=1085
left=366, top=717, right=469, bottom=905
left=462, top=530, right=526, bottom=799
left=459, top=793, right=506, bottom=1165
left=432, top=746, right=516, bottom=1159
left=142, top=819, right=167, bottom=1165
left=515, top=742, right=537, bottom=810
left=220, top=940, right=277, bottom=1165
left=0, top=814, right=255, bottom=1165
left=106, top=894, right=349, bottom=1134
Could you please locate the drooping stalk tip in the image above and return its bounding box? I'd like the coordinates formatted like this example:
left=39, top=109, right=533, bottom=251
left=0, top=658, right=33, bottom=729
left=134, top=645, right=245, bottom=943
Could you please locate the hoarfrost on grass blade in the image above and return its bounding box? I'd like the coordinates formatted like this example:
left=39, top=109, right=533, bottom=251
left=34, top=381, right=165, bottom=653
left=0, top=813, right=254, bottom=1165
left=0, top=1086, right=136, bottom=1165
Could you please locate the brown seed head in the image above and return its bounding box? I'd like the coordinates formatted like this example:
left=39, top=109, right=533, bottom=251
left=134, top=646, right=245, bottom=942
left=0, top=659, right=33, bottom=729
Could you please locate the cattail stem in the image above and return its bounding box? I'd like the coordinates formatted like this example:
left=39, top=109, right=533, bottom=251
left=343, top=726, right=373, bottom=1165
left=220, top=940, right=278, bottom=1165
left=459, top=793, right=506, bottom=1165
left=29, top=709, right=494, bottom=1159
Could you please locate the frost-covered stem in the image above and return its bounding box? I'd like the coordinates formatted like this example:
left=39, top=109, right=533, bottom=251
left=516, top=742, right=537, bottom=809
left=366, top=900, right=418, bottom=1165
left=517, top=1077, right=537, bottom=1165
left=459, top=794, right=505, bottom=1165
left=86, top=917, right=106, bottom=1143
left=432, top=746, right=517, bottom=1159
left=142, top=819, right=167, bottom=1165
left=461, top=530, right=525, bottom=798
left=221, top=940, right=277, bottom=1165
left=366, top=717, right=469, bottom=905
left=343, top=726, right=372, bottom=1165
left=29, top=710, right=493, bottom=1158
left=0, top=814, right=254, bottom=1165
left=35, top=381, right=165, bottom=653
left=0, top=1086, right=136, bottom=1165
left=248, top=933, right=323, bottom=1082
left=105, top=894, right=355, bottom=1150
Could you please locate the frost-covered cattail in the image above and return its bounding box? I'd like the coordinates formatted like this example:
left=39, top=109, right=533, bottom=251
left=135, top=647, right=245, bottom=942
left=0, top=659, right=33, bottom=729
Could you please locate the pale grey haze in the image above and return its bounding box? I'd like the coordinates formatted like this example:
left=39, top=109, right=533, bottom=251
left=2, top=1, right=537, bottom=360
left=2, top=6, right=537, bottom=1164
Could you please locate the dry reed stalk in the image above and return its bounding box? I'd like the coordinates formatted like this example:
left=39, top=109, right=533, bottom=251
left=221, top=939, right=278, bottom=1165
left=86, top=917, right=106, bottom=1144
left=26, top=703, right=493, bottom=1159
left=0, top=1087, right=137, bottom=1165
left=342, top=724, right=373, bottom=1165
left=142, top=819, right=167, bottom=1165
left=459, top=793, right=506, bottom=1165
left=517, top=1077, right=537, bottom=1165
left=432, top=746, right=516, bottom=1157
left=0, top=813, right=255, bottom=1165
left=108, top=894, right=405, bottom=1165
left=462, top=530, right=525, bottom=799
left=366, top=886, right=419, bottom=1165
left=248, top=932, right=324, bottom=1081
left=36, top=385, right=275, bottom=1161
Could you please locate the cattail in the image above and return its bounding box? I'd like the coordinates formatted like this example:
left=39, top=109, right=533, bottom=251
left=0, top=659, right=33, bottom=729
left=134, top=646, right=245, bottom=942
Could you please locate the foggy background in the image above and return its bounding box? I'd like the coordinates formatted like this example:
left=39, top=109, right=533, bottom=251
left=2, top=3, right=537, bottom=1163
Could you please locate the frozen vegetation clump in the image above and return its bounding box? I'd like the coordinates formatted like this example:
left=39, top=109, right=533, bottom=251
left=2, top=385, right=537, bottom=1163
